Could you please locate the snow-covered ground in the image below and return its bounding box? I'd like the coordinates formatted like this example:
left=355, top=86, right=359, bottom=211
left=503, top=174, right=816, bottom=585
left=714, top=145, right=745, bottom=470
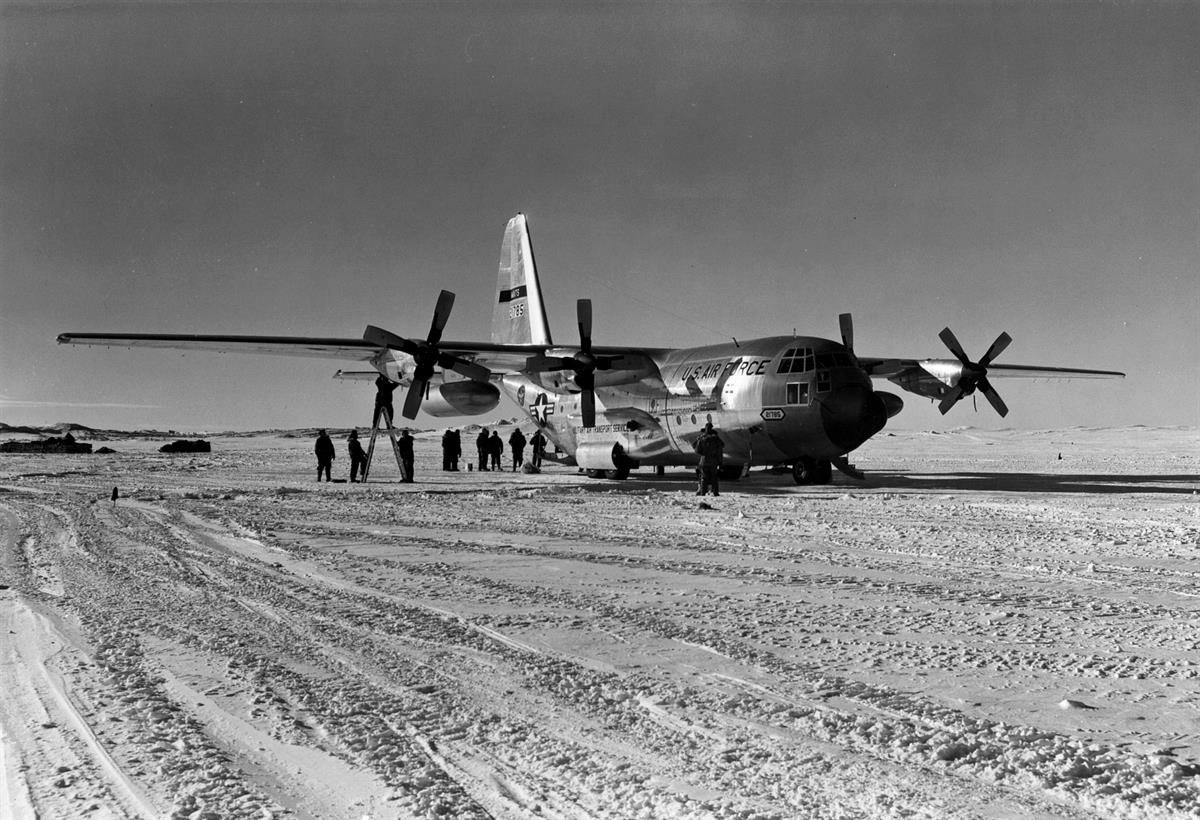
left=1, top=425, right=1197, bottom=819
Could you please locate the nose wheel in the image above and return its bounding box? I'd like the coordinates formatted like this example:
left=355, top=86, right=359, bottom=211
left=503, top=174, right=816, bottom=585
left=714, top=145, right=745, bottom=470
left=792, top=457, right=833, bottom=485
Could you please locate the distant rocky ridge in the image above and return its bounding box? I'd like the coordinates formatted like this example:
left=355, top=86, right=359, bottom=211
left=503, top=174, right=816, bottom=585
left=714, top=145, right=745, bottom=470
left=0, top=422, right=195, bottom=440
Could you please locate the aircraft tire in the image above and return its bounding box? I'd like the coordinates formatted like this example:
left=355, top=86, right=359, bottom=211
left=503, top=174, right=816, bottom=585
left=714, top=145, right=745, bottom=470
left=792, top=458, right=816, bottom=485
left=815, top=460, right=833, bottom=485
left=586, top=469, right=605, bottom=479
left=719, top=464, right=744, bottom=482
left=604, top=467, right=630, bottom=480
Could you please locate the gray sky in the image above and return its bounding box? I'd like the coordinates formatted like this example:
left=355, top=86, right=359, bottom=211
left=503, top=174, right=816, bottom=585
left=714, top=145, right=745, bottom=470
left=2, top=1, right=1196, bottom=431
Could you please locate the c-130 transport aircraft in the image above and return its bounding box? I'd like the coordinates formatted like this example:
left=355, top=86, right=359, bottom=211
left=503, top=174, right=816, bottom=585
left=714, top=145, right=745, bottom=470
left=59, top=214, right=1124, bottom=484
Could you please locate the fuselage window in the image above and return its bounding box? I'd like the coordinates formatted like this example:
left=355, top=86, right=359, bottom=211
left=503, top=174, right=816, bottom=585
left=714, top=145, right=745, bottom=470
left=816, top=370, right=831, bottom=392
left=777, top=347, right=814, bottom=374
left=785, top=382, right=810, bottom=405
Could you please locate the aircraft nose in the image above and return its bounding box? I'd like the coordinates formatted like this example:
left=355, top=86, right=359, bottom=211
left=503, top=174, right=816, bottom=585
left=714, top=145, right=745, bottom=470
left=820, top=384, right=889, bottom=452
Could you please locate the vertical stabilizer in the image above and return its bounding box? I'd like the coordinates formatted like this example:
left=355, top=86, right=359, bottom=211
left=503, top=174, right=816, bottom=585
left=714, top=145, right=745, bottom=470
left=492, top=214, right=552, bottom=346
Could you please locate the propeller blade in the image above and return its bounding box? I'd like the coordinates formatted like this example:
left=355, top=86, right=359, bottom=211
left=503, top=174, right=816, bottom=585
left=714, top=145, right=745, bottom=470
left=938, top=327, right=970, bottom=365
left=979, top=332, right=1012, bottom=367
left=978, top=378, right=1009, bottom=417
left=839, top=313, right=854, bottom=352
left=447, top=359, right=491, bottom=382
left=364, top=325, right=416, bottom=354
left=577, top=299, right=593, bottom=352
left=427, top=290, right=456, bottom=346
left=938, top=385, right=965, bottom=415
left=580, top=388, right=596, bottom=428
left=402, top=380, right=426, bottom=419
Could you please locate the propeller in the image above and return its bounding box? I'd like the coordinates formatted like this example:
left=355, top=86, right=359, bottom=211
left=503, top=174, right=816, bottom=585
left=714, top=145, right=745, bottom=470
left=362, top=290, right=491, bottom=420
left=527, top=299, right=620, bottom=427
left=936, top=327, right=1011, bottom=417
left=839, top=313, right=854, bottom=353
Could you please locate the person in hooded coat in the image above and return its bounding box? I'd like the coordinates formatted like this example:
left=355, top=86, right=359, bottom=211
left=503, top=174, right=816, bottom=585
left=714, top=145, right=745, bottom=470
left=692, top=422, right=725, bottom=497
left=347, top=430, right=367, bottom=482
left=508, top=428, right=527, bottom=471
left=488, top=431, right=503, bottom=471
left=314, top=429, right=335, bottom=482
left=476, top=428, right=490, bottom=471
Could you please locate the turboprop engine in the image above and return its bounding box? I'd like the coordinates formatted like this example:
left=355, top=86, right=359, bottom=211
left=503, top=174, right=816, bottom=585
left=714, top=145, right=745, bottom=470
left=419, top=380, right=502, bottom=418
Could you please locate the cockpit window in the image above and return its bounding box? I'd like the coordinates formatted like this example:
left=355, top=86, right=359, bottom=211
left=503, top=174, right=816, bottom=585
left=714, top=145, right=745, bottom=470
left=815, top=352, right=855, bottom=369
left=777, top=347, right=814, bottom=374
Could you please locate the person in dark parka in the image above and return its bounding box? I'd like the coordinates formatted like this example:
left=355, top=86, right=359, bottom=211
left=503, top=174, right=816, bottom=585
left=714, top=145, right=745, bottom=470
left=374, top=375, right=397, bottom=426
left=530, top=429, right=547, bottom=469
left=488, top=431, right=503, bottom=471
left=508, top=428, right=527, bottom=471
left=315, top=429, right=335, bottom=482
left=449, top=429, right=461, bottom=470
left=441, top=429, right=455, bottom=471
left=476, top=427, right=490, bottom=471
left=398, top=429, right=415, bottom=482
left=692, top=422, right=725, bottom=497
left=347, top=430, right=367, bottom=482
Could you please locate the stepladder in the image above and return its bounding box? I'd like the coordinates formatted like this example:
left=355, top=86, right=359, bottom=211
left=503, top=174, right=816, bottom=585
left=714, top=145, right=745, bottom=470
left=362, top=407, right=409, bottom=482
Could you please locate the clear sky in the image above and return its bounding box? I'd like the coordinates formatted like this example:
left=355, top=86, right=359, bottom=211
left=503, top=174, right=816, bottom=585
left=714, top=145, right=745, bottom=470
left=2, top=2, right=1196, bottom=432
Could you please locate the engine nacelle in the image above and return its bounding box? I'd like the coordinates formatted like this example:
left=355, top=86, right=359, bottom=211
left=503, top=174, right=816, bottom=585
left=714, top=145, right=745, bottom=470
left=420, top=381, right=502, bottom=418
left=877, top=391, right=904, bottom=418
left=574, top=440, right=637, bottom=471
left=887, top=360, right=962, bottom=400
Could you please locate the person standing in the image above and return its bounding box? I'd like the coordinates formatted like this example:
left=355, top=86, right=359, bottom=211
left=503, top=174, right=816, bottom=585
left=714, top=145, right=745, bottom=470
left=508, top=428, right=527, bottom=471
left=347, top=430, right=367, bottom=482
left=374, top=375, right=397, bottom=426
left=441, top=429, right=455, bottom=471
left=398, top=429, right=415, bottom=482
left=315, top=429, right=335, bottom=482
left=449, top=429, right=461, bottom=470
left=692, top=422, right=725, bottom=497
left=530, top=429, right=546, bottom=469
left=476, top=427, right=490, bottom=471
left=488, top=431, right=503, bottom=471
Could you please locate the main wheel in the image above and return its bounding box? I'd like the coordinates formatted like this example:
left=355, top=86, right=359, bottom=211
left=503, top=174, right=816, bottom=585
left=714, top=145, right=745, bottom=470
left=719, top=464, right=744, bottom=482
left=792, top=457, right=817, bottom=485
left=604, top=467, right=630, bottom=480
left=814, top=459, right=833, bottom=485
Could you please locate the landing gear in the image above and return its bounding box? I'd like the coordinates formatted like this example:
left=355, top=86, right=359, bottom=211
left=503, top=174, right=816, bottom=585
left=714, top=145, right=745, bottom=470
left=792, top=457, right=833, bottom=485
left=719, top=464, right=745, bottom=482
left=586, top=467, right=630, bottom=480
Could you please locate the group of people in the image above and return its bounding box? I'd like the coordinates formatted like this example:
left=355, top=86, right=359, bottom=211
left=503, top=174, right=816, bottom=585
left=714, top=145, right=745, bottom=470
left=472, top=426, right=546, bottom=472
left=315, top=416, right=726, bottom=496
left=313, top=427, right=414, bottom=483
left=313, top=424, right=548, bottom=483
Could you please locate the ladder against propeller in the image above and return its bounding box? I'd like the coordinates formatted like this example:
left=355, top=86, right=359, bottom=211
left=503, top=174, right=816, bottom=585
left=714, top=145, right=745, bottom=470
left=361, top=406, right=406, bottom=481
left=363, top=289, right=491, bottom=420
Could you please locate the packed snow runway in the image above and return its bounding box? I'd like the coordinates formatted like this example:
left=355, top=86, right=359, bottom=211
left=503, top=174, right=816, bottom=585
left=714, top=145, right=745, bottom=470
left=1, top=426, right=1197, bottom=819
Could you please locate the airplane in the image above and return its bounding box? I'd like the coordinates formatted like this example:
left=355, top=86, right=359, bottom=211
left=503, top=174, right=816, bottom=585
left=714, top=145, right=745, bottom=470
left=58, top=213, right=1124, bottom=485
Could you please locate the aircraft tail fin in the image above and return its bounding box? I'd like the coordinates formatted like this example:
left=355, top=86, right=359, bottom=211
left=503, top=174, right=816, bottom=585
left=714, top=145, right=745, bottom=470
left=492, top=214, right=552, bottom=346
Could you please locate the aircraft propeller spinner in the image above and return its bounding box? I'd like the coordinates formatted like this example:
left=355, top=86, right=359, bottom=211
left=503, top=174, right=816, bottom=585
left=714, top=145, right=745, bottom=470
left=363, top=290, right=491, bottom=420
left=937, top=327, right=1012, bottom=417
left=528, top=299, right=620, bottom=427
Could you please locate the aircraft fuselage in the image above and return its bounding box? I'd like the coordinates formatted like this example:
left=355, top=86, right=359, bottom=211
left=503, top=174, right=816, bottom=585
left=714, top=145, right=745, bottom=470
left=499, top=334, right=899, bottom=474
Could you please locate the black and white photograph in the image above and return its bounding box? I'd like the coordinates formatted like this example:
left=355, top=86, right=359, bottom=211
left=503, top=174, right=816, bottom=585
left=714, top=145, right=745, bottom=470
left=2, top=2, right=1197, bottom=818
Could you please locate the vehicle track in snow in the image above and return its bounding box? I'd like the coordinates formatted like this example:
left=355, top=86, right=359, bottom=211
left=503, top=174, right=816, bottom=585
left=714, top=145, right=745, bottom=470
left=1, top=429, right=1197, bottom=818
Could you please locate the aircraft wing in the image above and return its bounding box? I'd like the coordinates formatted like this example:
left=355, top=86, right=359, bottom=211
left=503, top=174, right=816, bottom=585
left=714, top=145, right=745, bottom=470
left=861, top=358, right=1125, bottom=380
left=57, top=333, right=381, bottom=361
left=57, top=332, right=669, bottom=386
left=860, top=356, right=1124, bottom=403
